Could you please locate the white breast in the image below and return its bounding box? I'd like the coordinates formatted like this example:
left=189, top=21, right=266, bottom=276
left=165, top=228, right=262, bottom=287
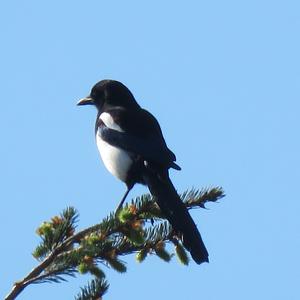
left=96, top=112, right=132, bottom=182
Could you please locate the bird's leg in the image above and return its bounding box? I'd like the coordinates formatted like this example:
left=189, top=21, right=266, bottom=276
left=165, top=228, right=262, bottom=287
left=115, top=184, right=134, bottom=212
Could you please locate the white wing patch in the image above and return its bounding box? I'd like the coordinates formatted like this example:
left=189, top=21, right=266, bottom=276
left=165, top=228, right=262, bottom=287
left=100, top=112, right=123, bottom=132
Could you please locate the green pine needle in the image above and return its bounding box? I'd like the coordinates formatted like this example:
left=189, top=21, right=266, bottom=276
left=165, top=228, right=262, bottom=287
left=107, top=258, right=127, bottom=273
left=127, top=229, right=145, bottom=246
left=117, top=207, right=134, bottom=223
left=78, top=263, right=89, bottom=274
left=75, top=278, right=109, bottom=300
left=175, top=243, right=189, bottom=265
left=155, top=244, right=172, bottom=262
left=136, top=248, right=148, bottom=263
left=89, top=266, right=106, bottom=279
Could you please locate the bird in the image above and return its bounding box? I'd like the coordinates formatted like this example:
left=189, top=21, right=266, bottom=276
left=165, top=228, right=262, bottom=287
left=77, top=79, right=209, bottom=264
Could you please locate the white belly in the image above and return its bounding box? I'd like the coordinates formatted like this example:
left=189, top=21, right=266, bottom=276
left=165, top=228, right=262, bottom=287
left=96, top=134, right=132, bottom=182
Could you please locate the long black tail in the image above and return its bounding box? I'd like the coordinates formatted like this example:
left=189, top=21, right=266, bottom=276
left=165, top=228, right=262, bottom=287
left=143, top=171, right=209, bottom=264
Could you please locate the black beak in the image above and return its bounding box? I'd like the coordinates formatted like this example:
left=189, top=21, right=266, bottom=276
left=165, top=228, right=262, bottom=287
left=77, top=97, right=94, bottom=106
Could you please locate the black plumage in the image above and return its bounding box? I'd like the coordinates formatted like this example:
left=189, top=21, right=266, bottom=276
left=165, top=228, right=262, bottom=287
left=77, top=79, right=209, bottom=264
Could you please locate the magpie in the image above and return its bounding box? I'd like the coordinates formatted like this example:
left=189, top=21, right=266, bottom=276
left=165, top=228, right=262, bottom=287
left=77, top=79, right=209, bottom=264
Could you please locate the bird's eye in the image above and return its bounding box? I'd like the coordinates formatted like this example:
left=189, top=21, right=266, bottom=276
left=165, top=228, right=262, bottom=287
left=92, top=90, right=104, bottom=100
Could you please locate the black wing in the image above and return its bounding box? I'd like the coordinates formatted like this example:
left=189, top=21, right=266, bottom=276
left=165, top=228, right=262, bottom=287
left=97, top=107, right=181, bottom=170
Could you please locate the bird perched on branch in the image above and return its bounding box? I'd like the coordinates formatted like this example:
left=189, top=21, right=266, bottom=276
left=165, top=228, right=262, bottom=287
left=77, top=80, right=208, bottom=264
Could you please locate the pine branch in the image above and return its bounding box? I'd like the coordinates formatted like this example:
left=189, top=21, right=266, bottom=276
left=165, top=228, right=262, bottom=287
left=5, top=186, right=224, bottom=300
left=75, top=278, right=109, bottom=300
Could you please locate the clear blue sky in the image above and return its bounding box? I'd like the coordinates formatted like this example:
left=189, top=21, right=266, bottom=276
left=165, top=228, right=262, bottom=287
left=1, top=1, right=299, bottom=299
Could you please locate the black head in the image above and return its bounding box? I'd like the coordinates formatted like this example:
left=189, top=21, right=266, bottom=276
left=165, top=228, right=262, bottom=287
left=77, top=79, right=140, bottom=111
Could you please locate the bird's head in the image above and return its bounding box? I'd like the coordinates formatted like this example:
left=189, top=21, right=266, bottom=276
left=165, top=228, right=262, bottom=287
left=77, top=79, right=140, bottom=111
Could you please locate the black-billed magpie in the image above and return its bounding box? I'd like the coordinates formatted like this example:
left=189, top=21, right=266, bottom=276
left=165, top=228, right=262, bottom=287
left=77, top=80, right=209, bottom=264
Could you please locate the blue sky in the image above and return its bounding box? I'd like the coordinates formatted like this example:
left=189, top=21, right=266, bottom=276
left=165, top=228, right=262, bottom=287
left=1, top=1, right=299, bottom=299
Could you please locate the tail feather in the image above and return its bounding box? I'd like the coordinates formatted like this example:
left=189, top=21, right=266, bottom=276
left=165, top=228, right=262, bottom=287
left=143, top=171, right=209, bottom=264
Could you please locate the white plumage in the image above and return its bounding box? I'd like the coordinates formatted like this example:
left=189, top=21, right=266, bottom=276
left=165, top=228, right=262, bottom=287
left=96, top=112, right=132, bottom=182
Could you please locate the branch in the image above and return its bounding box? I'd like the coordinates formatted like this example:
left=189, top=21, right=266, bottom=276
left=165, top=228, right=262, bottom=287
left=5, top=221, right=105, bottom=300
left=5, top=187, right=224, bottom=300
